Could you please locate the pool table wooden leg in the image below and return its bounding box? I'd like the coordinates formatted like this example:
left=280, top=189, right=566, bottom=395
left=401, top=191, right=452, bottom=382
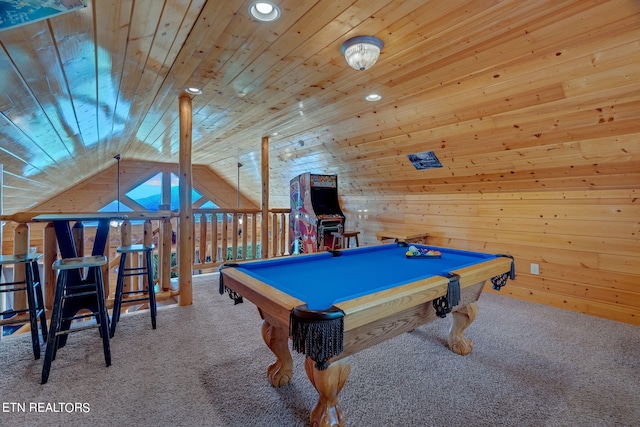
left=305, top=356, right=351, bottom=427
left=448, top=302, right=478, bottom=356
left=261, top=319, right=294, bottom=387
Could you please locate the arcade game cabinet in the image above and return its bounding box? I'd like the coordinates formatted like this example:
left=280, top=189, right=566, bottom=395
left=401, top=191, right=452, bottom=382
left=290, top=173, right=345, bottom=254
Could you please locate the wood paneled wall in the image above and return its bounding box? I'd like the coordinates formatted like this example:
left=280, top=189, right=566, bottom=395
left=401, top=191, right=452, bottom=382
left=343, top=188, right=639, bottom=325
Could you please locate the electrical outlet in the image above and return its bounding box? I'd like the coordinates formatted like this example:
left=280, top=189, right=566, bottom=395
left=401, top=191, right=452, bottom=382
left=530, top=263, right=540, bottom=275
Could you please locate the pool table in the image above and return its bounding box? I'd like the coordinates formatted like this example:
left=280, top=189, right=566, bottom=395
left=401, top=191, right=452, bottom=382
left=219, top=243, right=515, bottom=427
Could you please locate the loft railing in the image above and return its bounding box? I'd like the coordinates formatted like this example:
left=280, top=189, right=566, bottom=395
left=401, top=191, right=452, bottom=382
left=192, top=208, right=290, bottom=271
left=0, top=208, right=291, bottom=335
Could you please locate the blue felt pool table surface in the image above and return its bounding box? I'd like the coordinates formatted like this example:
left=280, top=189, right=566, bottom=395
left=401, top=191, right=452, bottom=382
left=234, top=244, right=498, bottom=310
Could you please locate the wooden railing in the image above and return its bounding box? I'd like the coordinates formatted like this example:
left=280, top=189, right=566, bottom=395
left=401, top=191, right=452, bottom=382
left=192, top=208, right=290, bottom=271
left=0, top=208, right=290, bottom=330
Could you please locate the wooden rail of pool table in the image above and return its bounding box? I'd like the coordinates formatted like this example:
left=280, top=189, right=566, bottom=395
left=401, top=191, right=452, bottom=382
left=220, top=256, right=513, bottom=341
left=220, top=267, right=305, bottom=328
left=335, top=257, right=513, bottom=331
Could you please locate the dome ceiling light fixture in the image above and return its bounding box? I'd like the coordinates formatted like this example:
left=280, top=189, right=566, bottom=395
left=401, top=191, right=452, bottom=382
left=365, top=93, right=382, bottom=102
left=248, top=1, right=281, bottom=22
left=341, top=36, right=384, bottom=71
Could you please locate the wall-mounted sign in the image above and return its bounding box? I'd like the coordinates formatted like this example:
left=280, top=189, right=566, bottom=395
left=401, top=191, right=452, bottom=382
left=407, top=151, right=443, bottom=170
left=0, top=0, right=86, bottom=32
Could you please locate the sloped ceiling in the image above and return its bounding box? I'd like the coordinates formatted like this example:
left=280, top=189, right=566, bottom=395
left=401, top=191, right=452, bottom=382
left=0, top=0, right=638, bottom=215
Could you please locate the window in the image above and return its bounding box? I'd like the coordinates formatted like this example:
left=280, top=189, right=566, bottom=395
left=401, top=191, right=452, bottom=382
left=97, top=171, right=214, bottom=213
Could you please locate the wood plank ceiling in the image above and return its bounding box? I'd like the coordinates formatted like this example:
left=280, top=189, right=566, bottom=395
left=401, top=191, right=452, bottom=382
left=0, top=0, right=638, bottom=214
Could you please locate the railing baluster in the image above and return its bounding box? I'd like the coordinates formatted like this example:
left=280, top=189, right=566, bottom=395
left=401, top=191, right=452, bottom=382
left=143, top=220, right=153, bottom=293
left=211, top=214, right=218, bottom=263
left=279, top=213, right=286, bottom=256
left=160, top=218, right=172, bottom=291
left=241, top=214, right=248, bottom=260
left=271, top=213, right=277, bottom=257
left=252, top=213, right=258, bottom=260
left=221, top=214, right=228, bottom=262
left=232, top=213, right=239, bottom=261
left=199, top=213, right=207, bottom=264
left=120, top=220, right=132, bottom=294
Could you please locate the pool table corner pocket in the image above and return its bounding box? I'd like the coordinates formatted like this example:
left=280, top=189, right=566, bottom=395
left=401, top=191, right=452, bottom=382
left=290, top=304, right=345, bottom=371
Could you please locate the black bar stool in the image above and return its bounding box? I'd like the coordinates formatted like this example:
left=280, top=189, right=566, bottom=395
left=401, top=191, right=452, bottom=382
left=0, top=253, right=48, bottom=359
left=42, top=255, right=110, bottom=384
left=110, top=244, right=157, bottom=337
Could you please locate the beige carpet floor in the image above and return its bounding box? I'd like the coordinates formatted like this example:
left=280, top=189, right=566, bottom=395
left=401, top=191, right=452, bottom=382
left=1, top=273, right=639, bottom=427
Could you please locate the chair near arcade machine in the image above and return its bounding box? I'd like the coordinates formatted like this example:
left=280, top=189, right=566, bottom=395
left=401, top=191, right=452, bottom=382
left=330, top=230, right=361, bottom=250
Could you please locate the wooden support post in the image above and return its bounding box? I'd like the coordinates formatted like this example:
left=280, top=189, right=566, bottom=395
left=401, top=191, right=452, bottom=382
left=261, top=136, right=269, bottom=259
left=178, top=92, right=193, bottom=306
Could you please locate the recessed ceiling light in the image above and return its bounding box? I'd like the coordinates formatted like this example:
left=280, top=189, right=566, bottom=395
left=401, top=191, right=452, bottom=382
left=184, top=87, right=202, bottom=95
left=365, top=93, right=382, bottom=101
left=248, top=2, right=281, bottom=22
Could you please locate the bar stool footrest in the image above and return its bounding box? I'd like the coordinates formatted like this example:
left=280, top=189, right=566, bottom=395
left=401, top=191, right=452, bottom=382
left=0, top=310, right=29, bottom=326
left=119, top=295, right=150, bottom=303
left=55, top=322, right=105, bottom=335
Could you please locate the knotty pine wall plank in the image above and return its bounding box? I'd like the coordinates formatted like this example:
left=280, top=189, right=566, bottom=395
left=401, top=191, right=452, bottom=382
left=342, top=188, right=639, bottom=325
